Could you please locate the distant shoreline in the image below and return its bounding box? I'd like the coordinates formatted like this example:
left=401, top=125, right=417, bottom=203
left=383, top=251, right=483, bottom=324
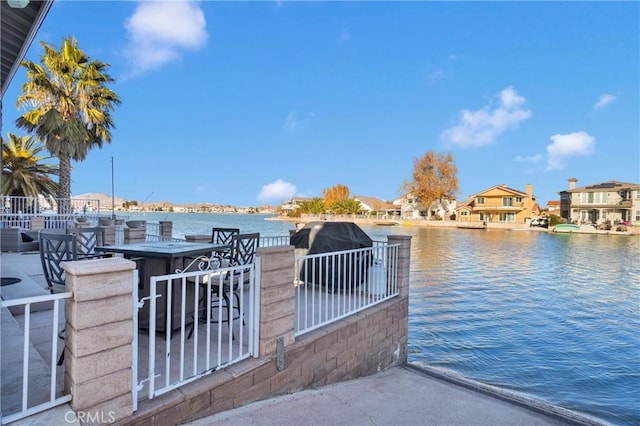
left=270, top=215, right=640, bottom=235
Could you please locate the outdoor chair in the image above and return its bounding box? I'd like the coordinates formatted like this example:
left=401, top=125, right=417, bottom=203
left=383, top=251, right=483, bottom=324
left=209, top=227, right=240, bottom=267
left=39, top=232, right=77, bottom=366
left=39, top=232, right=78, bottom=294
left=67, top=226, right=107, bottom=259
left=187, top=232, right=259, bottom=339
left=39, top=231, right=112, bottom=365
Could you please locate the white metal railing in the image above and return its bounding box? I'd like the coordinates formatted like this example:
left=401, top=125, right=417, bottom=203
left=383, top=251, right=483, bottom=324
left=144, top=233, right=184, bottom=243
left=138, top=259, right=260, bottom=399
left=144, top=222, right=160, bottom=237
left=0, top=292, right=72, bottom=424
left=260, top=235, right=291, bottom=247
left=294, top=243, right=399, bottom=336
left=0, top=195, right=101, bottom=216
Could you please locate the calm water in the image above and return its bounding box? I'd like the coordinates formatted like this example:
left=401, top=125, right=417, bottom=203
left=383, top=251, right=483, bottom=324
left=131, top=213, right=640, bottom=425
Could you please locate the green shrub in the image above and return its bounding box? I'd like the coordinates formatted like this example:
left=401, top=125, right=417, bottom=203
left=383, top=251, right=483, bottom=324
left=549, top=214, right=562, bottom=226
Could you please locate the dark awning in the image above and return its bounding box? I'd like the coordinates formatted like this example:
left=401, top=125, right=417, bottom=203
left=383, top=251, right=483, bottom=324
left=1, top=0, right=53, bottom=97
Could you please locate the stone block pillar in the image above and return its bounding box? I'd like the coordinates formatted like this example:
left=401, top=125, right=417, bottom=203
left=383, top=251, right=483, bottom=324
left=159, top=221, right=173, bottom=239
left=124, top=227, right=145, bottom=244
left=63, top=257, right=136, bottom=424
left=185, top=234, right=210, bottom=243
left=30, top=216, right=45, bottom=231
left=102, top=225, right=116, bottom=245
left=387, top=235, right=411, bottom=298
left=256, top=245, right=295, bottom=356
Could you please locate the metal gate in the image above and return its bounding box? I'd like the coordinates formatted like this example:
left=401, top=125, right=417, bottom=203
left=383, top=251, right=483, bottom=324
left=134, top=259, right=260, bottom=402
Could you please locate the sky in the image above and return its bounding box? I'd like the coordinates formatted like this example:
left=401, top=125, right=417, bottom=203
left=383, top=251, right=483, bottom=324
left=2, top=0, right=639, bottom=207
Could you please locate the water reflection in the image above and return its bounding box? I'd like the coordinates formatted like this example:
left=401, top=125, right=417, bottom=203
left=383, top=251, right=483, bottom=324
left=397, top=227, right=639, bottom=426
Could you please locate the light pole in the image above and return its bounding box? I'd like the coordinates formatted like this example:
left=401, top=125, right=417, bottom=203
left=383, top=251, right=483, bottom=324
left=111, top=156, right=115, bottom=219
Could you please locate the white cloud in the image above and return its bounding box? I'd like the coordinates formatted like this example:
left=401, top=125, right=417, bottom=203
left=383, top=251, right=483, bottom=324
left=257, top=179, right=296, bottom=203
left=594, top=94, right=616, bottom=110
left=123, top=1, right=207, bottom=77
left=283, top=111, right=315, bottom=132
left=546, top=131, right=595, bottom=170
left=515, top=154, right=543, bottom=163
left=440, top=86, right=532, bottom=148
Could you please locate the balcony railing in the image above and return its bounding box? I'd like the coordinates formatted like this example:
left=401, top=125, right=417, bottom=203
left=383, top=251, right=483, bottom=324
left=472, top=203, right=524, bottom=211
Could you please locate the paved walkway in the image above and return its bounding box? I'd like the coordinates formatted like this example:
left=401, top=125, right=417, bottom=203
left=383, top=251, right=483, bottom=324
left=1, top=251, right=602, bottom=426
left=183, top=364, right=601, bottom=426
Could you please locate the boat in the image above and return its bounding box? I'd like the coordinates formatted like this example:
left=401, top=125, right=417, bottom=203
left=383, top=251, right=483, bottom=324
left=552, top=224, right=580, bottom=233
left=457, top=222, right=487, bottom=230
left=553, top=223, right=631, bottom=236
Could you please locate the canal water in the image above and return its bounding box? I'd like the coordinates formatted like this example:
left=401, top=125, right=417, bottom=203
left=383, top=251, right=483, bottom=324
left=132, top=213, right=640, bottom=425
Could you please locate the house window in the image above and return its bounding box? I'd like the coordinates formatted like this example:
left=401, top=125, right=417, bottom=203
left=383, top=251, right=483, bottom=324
left=477, top=197, right=485, bottom=204
left=461, top=211, right=469, bottom=216
left=499, top=212, right=516, bottom=222
left=582, top=192, right=606, bottom=204
left=503, top=197, right=513, bottom=207
left=516, top=196, right=523, bottom=203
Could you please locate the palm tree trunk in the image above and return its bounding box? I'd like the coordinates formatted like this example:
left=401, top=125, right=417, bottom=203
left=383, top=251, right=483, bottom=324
left=58, top=154, right=72, bottom=214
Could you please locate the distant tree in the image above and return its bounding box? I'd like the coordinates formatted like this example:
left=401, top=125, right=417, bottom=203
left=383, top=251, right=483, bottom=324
left=16, top=37, right=121, bottom=213
left=300, top=197, right=325, bottom=214
left=332, top=198, right=361, bottom=215
left=323, top=184, right=350, bottom=211
left=287, top=208, right=302, bottom=218
left=1, top=133, right=59, bottom=205
left=404, top=151, right=459, bottom=217
left=122, top=200, right=138, bottom=210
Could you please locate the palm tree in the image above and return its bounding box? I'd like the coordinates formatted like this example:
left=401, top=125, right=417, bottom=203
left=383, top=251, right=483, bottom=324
left=15, top=37, right=121, bottom=213
left=2, top=133, right=59, bottom=212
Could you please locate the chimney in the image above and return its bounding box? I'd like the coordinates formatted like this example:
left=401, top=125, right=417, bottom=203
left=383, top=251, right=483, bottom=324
left=525, top=184, right=533, bottom=196
left=568, top=177, right=577, bottom=190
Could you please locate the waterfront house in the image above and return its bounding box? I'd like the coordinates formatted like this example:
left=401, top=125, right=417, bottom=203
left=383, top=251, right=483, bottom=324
left=558, top=178, right=640, bottom=226
left=391, top=194, right=457, bottom=220
left=454, top=184, right=539, bottom=224
left=546, top=200, right=561, bottom=215
left=353, top=195, right=387, bottom=215
left=279, top=196, right=314, bottom=214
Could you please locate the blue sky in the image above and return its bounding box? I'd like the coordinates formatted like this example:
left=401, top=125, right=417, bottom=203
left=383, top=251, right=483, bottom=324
left=2, top=1, right=639, bottom=207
